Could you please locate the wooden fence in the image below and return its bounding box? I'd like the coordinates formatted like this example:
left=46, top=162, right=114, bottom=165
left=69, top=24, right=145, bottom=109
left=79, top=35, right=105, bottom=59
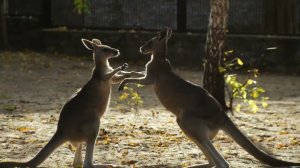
left=4, top=0, right=300, bottom=34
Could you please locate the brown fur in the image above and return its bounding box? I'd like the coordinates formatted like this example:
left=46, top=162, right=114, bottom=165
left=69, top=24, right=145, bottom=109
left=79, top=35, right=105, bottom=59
left=119, top=28, right=300, bottom=168
left=0, top=38, right=128, bottom=168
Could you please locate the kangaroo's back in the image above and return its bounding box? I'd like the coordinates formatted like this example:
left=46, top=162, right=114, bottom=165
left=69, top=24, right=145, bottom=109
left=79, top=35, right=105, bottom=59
left=119, top=28, right=300, bottom=167
left=61, top=77, right=111, bottom=115
left=0, top=38, right=126, bottom=168
left=155, top=70, right=222, bottom=119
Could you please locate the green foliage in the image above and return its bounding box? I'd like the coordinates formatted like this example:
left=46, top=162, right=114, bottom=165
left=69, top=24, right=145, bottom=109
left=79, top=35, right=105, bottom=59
left=3, top=104, right=17, bottom=112
left=118, top=85, right=144, bottom=113
left=73, top=0, right=89, bottom=14
left=221, top=50, right=268, bottom=113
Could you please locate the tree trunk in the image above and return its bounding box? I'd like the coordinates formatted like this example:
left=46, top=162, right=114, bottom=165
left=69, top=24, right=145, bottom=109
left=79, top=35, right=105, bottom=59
left=0, top=0, right=8, bottom=50
left=265, top=0, right=298, bottom=34
left=203, top=0, right=229, bottom=110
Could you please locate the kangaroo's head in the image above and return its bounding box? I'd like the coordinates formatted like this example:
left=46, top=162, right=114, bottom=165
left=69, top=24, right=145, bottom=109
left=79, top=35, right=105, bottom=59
left=140, top=28, right=172, bottom=56
left=81, top=38, right=120, bottom=63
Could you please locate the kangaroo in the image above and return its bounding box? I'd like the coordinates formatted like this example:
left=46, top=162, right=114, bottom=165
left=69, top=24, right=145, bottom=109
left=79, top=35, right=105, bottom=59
left=118, top=28, right=300, bottom=168
left=0, top=38, right=129, bottom=168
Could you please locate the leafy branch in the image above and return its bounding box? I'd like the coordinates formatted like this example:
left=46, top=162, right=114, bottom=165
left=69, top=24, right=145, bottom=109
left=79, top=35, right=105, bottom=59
left=118, top=85, right=144, bottom=113
left=73, top=0, right=89, bottom=14
left=220, top=50, right=268, bottom=113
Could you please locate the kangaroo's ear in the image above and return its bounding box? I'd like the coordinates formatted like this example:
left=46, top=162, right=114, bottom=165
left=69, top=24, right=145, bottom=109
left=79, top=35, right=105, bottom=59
left=166, top=28, right=172, bottom=40
left=158, top=28, right=168, bottom=40
left=92, top=39, right=102, bottom=46
left=158, top=28, right=172, bottom=41
left=81, top=39, right=97, bottom=50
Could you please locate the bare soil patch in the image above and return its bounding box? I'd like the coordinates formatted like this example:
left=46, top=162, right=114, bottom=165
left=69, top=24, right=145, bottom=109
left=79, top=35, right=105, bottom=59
left=0, top=52, right=299, bottom=168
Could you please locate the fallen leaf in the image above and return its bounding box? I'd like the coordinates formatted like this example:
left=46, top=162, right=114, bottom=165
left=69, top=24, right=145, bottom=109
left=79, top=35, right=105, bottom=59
left=16, top=126, right=34, bottom=133
left=279, top=131, right=288, bottom=135
left=3, top=104, right=17, bottom=112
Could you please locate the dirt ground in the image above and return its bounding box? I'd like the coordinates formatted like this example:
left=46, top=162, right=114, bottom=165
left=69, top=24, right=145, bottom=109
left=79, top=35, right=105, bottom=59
left=0, top=51, right=299, bottom=168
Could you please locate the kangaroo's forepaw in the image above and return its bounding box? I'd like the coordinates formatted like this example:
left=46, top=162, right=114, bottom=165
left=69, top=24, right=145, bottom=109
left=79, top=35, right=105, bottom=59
left=118, top=82, right=126, bottom=92
left=121, top=63, right=128, bottom=70
left=118, top=85, right=125, bottom=92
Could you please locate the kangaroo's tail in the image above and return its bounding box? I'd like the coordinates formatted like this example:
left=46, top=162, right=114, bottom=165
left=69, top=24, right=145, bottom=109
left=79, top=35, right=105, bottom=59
left=221, top=114, right=300, bottom=167
left=0, top=132, right=65, bottom=168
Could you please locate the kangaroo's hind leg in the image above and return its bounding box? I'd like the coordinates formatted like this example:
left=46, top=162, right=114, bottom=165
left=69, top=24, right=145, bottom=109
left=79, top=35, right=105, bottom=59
left=83, top=135, right=115, bottom=168
left=83, top=136, right=97, bottom=168
left=177, top=116, right=229, bottom=168
left=73, top=143, right=83, bottom=168
left=83, top=124, right=115, bottom=168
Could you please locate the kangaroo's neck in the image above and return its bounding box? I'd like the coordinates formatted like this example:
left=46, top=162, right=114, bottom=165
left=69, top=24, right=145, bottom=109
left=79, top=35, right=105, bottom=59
left=152, top=44, right=171, bottom=64
left=153, top=43, right=167, bottom=59
left=92, top=59, right=110, bottom=79
left=150, top=54, right=173, bottom=72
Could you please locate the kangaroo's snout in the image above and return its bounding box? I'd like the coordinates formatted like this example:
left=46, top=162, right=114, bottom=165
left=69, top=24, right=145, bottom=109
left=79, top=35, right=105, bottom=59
left=81, top=39, right=120, bottom=59
left=140, top=39, right=154, bottom=55
left=140, top=28, right=172, bottom=55
left=140, top=45, right=149, bottom=54
left=99, top=46, right=120, bottom=58
left=114, top=49, right=120, bottom=57
left=139, top=46, right=144, bottom=53
left=108, top=48, right=120, bottom=58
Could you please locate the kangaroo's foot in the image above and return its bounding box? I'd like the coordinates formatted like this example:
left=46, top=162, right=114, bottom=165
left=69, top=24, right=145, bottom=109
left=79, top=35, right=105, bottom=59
left=86, top=164, right=121, bottom=168
left=186, top=163, right=215, bottom=168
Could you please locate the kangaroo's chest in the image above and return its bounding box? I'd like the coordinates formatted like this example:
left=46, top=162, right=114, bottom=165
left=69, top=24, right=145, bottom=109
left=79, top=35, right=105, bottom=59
left=154, top=77, right=183, bottom=117
left=95, top=82, right=111, bottom=114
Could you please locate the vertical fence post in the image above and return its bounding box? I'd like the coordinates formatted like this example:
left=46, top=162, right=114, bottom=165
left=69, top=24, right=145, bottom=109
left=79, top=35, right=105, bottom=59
left=0, top=0, right=8, bottom=49
left=177, top=0, right=186, bottom=32
left=42, top=0, right=51, bottom=27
